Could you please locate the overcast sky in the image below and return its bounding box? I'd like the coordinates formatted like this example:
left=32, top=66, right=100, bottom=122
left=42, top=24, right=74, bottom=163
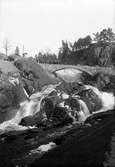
left=0, top=0, right=114, bottom=56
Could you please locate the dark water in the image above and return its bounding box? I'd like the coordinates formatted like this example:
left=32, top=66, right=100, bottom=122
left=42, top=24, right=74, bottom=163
left=0, top=114, right=115, bottom=167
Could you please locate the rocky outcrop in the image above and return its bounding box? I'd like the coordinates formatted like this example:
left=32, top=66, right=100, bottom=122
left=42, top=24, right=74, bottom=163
left=0, top=59, right=28, bottom=123
left=0, top=74, right=27, bottom=123
left=14, top=57, right=59, bottom=95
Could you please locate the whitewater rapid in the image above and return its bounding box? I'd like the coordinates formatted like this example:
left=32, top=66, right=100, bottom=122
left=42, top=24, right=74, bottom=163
left=84, top=85, right=115, bottom=113
left=0, top=84, right=59, bottom=134
left=0, top=84, right=114, bottom=134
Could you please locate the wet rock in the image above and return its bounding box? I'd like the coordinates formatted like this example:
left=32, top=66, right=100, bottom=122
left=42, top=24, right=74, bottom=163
left=78, top=88, right=102, bottom=113
left=64, top=97, right=80, bottom=111
left=51, top=106, right=73, bottom=125
left=41, top=98, right=54, bottom=120
left=19, top=116, right=38, bottom=126
left=19, top=109, right=47, bottom=127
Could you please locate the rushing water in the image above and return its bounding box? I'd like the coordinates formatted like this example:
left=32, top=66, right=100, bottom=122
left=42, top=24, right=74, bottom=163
left=0, top=85, right=58, bottom=134
left=0, top=114, right=115, bottom=167
left=0, top=84, right=115, bottom=166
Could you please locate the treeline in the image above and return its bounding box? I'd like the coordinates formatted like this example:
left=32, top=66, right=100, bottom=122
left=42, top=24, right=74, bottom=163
left=35, top=28, right=115, bottom=66
left=35, top=51, right=59, bottom=64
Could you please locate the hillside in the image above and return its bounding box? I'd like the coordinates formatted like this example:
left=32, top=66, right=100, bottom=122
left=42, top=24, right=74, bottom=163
left=0, top=60, right=19, bottom=74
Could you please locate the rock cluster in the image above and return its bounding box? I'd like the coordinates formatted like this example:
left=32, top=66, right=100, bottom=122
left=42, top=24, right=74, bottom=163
left=19, top=83, right=105, bottom=127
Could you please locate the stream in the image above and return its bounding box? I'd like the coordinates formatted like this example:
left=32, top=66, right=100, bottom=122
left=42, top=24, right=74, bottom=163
left=0, top=84, right=115, bottom=167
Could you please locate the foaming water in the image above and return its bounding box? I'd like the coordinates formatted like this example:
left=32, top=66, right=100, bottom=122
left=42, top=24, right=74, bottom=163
left=101, top=92, right=115, bottom=111
left=72, top=85, right=115, bottom=122
left=0, top=85, right=58, bottom=133
left=0, top=99, right=42, bottom=133
left=78, top=99, right=90, bottom=122
left=30, top=142, right=56, bottom=154
left=0, top=84, right=114, bottom=134
left=84, top=85, right=115, bottom=112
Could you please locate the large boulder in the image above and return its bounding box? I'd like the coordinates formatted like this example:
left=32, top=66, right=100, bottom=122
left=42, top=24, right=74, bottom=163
left=19, top=111, right=46, bottom=127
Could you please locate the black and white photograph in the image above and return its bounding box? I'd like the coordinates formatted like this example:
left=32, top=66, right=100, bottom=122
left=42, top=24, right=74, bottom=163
left=0, top=0, right=115, bottom=166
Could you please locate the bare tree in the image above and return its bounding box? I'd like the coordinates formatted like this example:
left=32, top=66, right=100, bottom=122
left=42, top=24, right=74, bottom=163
left=22, top=45, right=28, bottom=57
left=15, top=46, right=20, bottom=56
left=3, top=38, right=11, bottom=56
